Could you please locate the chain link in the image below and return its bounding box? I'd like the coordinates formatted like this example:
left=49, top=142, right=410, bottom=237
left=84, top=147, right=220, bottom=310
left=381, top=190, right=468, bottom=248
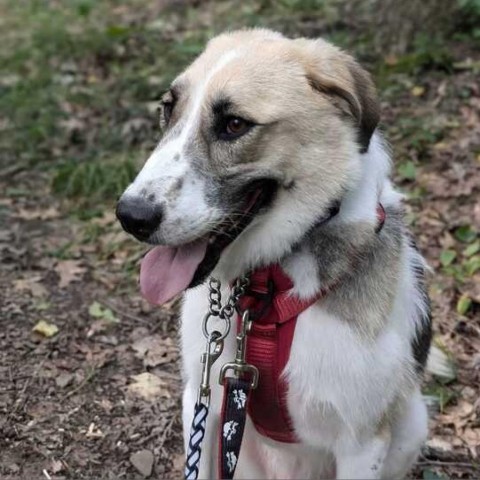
left=208, top=276, right=249, bottom=320
left=202, top=276, right=249, bottom=341
left=208, top=278, right=222, bottom=316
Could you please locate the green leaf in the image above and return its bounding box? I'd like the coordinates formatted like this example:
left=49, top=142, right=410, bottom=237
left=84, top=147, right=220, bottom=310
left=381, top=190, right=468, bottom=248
left=88, top=301, right=104, bottom=318
left=465, top=255, right=480, bottom=276
left=88, top=301, right=118, bottom=323
left=440, top=250, right=456, bottom=266
left=454, top=225, right=477, bottom=243
left=398, top=161, right=417, bottom=180
left=463, top=240, right=480, bottom=257
left=423, top=468, right=448, bottom=480
left=457, top=295, right=472, bottom=315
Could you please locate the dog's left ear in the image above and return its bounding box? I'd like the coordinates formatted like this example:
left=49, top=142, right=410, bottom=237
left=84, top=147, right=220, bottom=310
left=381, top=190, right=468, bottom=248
left=296, top=39, right=380, bottom=153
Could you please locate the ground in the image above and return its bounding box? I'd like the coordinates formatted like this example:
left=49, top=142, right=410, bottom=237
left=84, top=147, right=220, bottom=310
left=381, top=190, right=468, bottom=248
left=0, top=1, right=479, bottom=479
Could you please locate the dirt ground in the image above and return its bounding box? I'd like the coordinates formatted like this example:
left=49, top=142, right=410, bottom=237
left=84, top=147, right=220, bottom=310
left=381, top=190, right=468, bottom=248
left=0, top=172, right=185, bottom=479
left=1, top=2, right=480, bottom=479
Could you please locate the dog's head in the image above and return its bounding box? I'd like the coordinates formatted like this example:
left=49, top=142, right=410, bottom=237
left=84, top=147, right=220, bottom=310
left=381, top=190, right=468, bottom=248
left=116, top=29, right=380, bottom=304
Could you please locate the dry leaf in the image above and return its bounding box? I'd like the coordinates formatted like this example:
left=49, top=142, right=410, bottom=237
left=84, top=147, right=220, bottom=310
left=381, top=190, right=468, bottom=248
left=411, top=85, right=425, bottom=97
left=463, top=428, right=480, bottom=458
left=55, top=260, right=86, bottom=288
left=132, top=335, right=178, bottom=367
left=130, top=449, right=154, bottom=477
left=127, top=372, right=170, bottom=401
left=13, top=277, right=48, bottom=298
left=14, top=206, right=60, bottom=220
left=50, top=459, right=64, bottom=474
left=32, top=320, right=59, bottom=338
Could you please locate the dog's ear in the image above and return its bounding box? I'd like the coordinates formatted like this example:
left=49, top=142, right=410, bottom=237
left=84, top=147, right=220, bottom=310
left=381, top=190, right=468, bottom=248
left=296, top=39, right=380, bottom=153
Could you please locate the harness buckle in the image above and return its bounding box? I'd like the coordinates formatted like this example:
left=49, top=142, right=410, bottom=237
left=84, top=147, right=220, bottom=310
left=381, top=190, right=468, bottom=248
left=219, top=310, right=259, bottom=389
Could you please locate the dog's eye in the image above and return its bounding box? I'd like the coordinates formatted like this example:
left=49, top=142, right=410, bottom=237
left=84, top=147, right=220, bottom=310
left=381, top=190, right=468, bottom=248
left=222, top=117, right=252, bottom=140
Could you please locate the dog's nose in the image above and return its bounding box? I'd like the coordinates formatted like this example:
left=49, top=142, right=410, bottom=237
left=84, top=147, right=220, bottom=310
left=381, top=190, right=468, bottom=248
left=116, top=196, right=163, bottom=240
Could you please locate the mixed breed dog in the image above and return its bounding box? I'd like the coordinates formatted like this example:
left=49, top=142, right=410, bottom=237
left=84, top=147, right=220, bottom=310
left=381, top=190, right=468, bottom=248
left=116, top=29, right=439, bottom=479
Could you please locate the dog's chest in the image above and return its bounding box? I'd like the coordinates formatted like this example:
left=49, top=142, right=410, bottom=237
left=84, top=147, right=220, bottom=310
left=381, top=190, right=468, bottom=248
left=181, top=283, right=409, bottom=448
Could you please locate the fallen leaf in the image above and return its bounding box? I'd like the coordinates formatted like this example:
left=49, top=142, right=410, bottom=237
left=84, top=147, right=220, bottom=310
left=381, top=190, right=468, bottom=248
left=88, top=301, right=117, bottom=322
left=463, top=240, right=480, bottom=257
left=32, top=320, right=59, bottom=338
left=422, top=469, right=448, bottom=480
left=55, top=372, right=73, bottom=388
left=463, top=275, right=480, bottom=303
left=50, top=459, right=64, bottom=474
left=130, top=449, right=154, bottom=477
left=55, top=260, right=86, bottom=288
left=398, top=161, right=417, bottom=181
left=14, top=206, right=60, bottom=220
left=411, top=85, right=426, bottom=97
left=132, top=335, right=178, bottom=367
left=440, top=250, right=456, bottom=267
left=462, top=427, right=480, bottom=458
left=425, top=437, right=453, bottom=453
left=13, top=277, right=48, bottom=297
left=127, top=372, right=170, bottom=401
left=456, top=294, right=472, bottom=315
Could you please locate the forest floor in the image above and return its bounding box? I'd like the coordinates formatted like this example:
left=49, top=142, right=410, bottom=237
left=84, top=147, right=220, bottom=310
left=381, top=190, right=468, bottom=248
left=1, top=1, right=479, bottom=478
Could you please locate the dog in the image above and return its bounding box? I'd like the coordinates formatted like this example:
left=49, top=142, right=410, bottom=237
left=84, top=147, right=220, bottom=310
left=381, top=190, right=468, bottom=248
left=117, top=29, right=434, bottom=479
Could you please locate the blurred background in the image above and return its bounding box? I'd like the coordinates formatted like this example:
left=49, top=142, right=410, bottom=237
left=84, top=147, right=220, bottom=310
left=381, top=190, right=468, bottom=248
left=1, top=0, right=479, bottom=478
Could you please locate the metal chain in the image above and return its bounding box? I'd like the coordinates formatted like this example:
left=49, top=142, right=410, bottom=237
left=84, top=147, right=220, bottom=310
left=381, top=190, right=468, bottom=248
left=185, top=275, right=249, bottom=480
left=208, top=276, right=249, bottom=320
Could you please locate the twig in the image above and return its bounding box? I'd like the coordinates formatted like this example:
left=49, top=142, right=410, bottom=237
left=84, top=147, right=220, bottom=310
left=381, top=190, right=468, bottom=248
left=158, top=413, right=177, bottom=451
left=418, top=459, right=478, bottom=469
left=9, top=352, right=49, bottom=415
left=99, top=299, right=150, bottom=325
left=42, top=469, right=52, bottom=480
left=62, top=369, right=97, bottom=399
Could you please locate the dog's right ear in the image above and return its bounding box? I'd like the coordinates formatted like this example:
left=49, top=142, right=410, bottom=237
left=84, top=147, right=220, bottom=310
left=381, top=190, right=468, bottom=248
left=295, top=38, right=380, bottom=153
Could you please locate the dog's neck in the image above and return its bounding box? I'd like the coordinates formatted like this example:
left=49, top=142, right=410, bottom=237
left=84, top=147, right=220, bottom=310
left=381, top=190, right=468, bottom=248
left=284, top=134, right=401, bottom=299
left=214, top=133, right=401, bottom=298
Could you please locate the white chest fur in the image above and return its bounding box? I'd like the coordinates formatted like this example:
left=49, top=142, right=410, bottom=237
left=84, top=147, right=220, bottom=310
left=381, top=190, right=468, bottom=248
left=180, top=247, right=426, bottom=479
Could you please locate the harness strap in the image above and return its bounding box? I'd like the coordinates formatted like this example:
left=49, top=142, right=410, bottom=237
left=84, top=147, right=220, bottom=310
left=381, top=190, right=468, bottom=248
left=239, top=265, right=324, bottom=443
left=218, top=378, right=253, bottom=479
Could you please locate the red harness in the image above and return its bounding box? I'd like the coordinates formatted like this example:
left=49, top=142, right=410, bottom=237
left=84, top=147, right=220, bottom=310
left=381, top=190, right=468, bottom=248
left=236, top=265, right=325, bottom=442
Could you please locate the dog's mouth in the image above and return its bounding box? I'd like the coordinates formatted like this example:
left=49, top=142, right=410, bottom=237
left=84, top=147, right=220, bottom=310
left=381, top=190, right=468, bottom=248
left=140, top=179, right=277, bottom=305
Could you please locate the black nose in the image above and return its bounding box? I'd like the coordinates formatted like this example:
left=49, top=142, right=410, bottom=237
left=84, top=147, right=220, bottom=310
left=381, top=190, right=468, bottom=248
left=116, top=196, right=163, bottom=240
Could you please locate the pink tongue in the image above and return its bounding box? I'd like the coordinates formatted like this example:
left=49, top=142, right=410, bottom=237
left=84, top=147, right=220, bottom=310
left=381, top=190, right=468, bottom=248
left=140, top=238, right=209, bottom=305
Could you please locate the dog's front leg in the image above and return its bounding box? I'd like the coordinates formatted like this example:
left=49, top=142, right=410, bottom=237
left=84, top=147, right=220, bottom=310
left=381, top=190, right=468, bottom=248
left=182, top=383, right=220, bottom=480
left=334, top=430, right=391, bottom=480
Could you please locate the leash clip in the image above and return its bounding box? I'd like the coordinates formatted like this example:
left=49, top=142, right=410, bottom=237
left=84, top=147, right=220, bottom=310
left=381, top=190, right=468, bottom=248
left=219, top=310, right=259, bottom=389
left=197, top=331, right=223, bottom=407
